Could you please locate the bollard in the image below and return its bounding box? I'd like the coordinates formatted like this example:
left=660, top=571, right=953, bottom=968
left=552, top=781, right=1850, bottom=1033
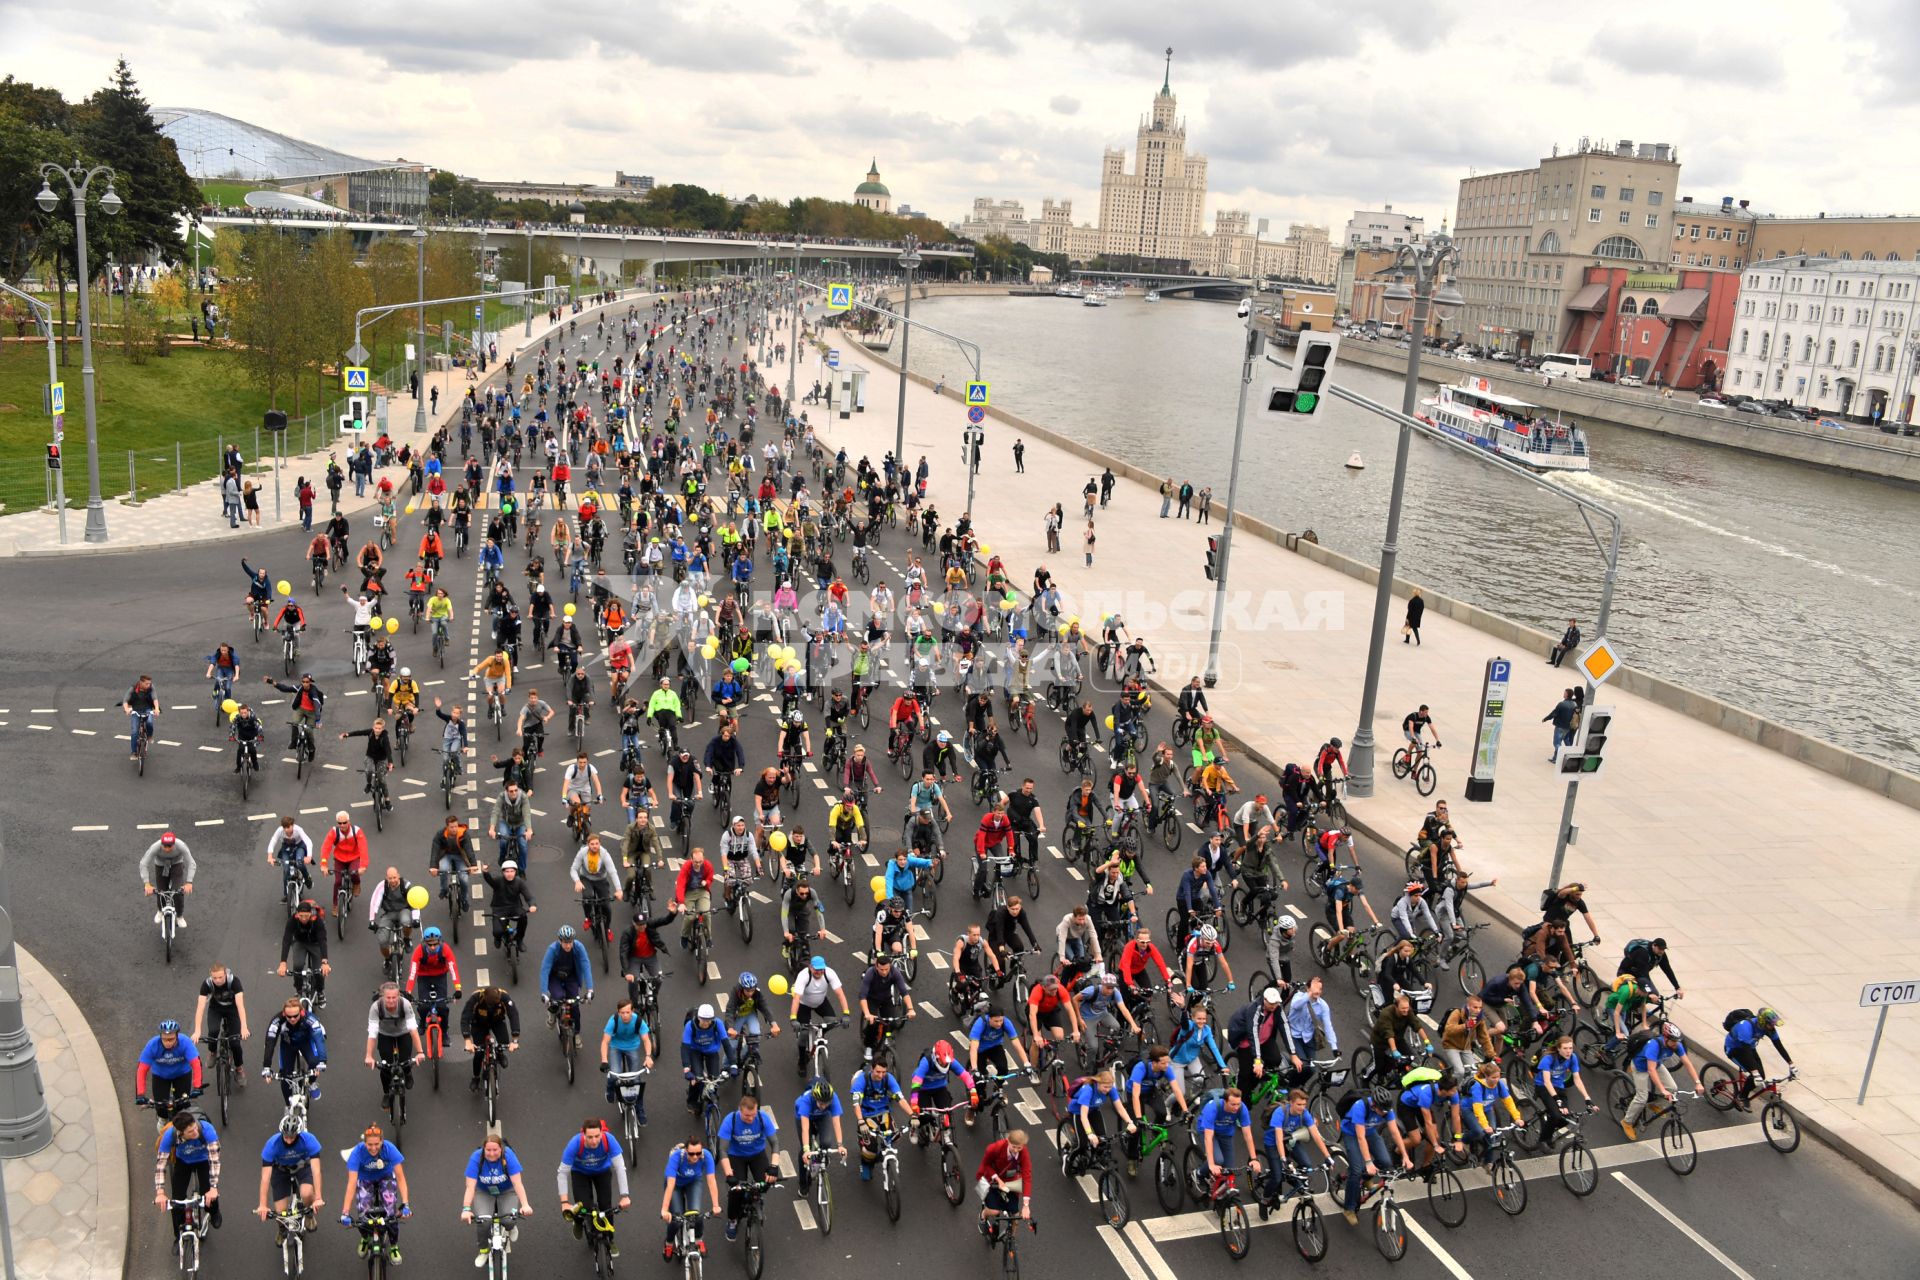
left=127, top=449, right=135, bottom=502
left=176, top=441, right=183, bottom=492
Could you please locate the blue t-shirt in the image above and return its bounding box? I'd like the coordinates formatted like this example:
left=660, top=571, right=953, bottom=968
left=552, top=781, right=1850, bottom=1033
left=562, top=1132, right=623, bottom=1175
left=1127, top=1059, right=1178, bottom=1091
left=718, top=1109, right=777, bottom=1158
left=465, top=1146, right=523, bottom=1195
left=1196, top=1098, right=1250, bottom=1157
left=1536, top=1051, right=1582, bottom=1091
left=682, top=1017, right=729, bottom=1054
left=851, top=1070, right=903, bottom=1119
left=604, top=1013, right=650, bottom=1054
left=968, top=1016, right=1014, bottom=1053
left=261, top=1131, right=323, bottom=1170
left=664, top=1146, right=714, bottom=1188
left=795, top=1091, right=843, bottom=1122
left=159, top=1120, right=218, bottom=1165
left=1398, top=1082, right=1448, bottom=1114
left=1265, top=1107, right=1318, bottom=1150
left=1467, top=1080, right=1512, bottom=1115
left=139, top=1035, right=201, bottom=1080
left=346, top=1141, right=405, bottom=1185
left=1633, top=1038, right=1687, bottom=1072
left=1339, top=1098, right=1390, bottom=1137
left=1069, top=1082, right=1122, bottom=1115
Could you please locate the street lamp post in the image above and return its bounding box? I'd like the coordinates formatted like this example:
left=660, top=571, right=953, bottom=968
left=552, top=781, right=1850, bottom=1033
left=568, top=200, right=586, bottom=304
left=36, top=164, right=121, bottom=544
left=893, top=234, right=922, bottom=470
left=524, top=226, right=535, bottom=337
left=412, top=227, right=429, bottom=433
left=787, top=235, right=801, bottom=407
left=1346, top=231, right=1462, bottom=797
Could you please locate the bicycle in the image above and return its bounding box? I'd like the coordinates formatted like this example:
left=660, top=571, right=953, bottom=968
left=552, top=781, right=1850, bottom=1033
left=269, top=1205, right=314, bottom=1277
left=250, top=597, right=270, bottom=645
left=608, top=1066, right=649, bottom=1168
left=794, top=1016, right=843, bottom=1081
left=202, top=1033, right=239, bottom=1127
left=1255, top=1155, right=1330, bottom=1263
left=154, top=887, right=182, bottom=963
left=431, top=618, right=449, bottom=668
left=1057, top=737, right=1090, bottom=777
left=272, top=1068, right=317, bottom=1139
left=1606, top=1079, right=1699, bottom=1174
left=909, top=1099, right=969, bottom=1206
left=665, top=1208, right=704, bottom=1280
left=472, top=1209, right=520, bottom=1280
left=130, top=710, right=155, bottom=776
left=1390, top=740, right=1439, bottom=797
left=686, top=910, right=714, bottom=984
left=351, top=1206, right=404, bottom=1278
left=1308, top=920, right=1384, bottom=1000
left=368, top=766, right=393, bottom=832
left=291, top=718, right=317, bottom=781
left=1131, top=1100, right=1193, bottom=1214
left=1053, top=1115, right=1129, bottom=1228
left=1478, top=1122, right=1528, bottom=1216
left=439, top=748, right=461, bottom=811
left=690, top=1071, right=732, bottom=1147
left=1190, top=1163, right=1253, bottom=1260
left=377, top=1042, right=415, bottom=1139
left=729, top=1176, right=783, bottom=1280
left=485, top=911, right=527, bottom=985
left=1701, top=1065, right=1800, bottom=1152
left=551, top=995, right=584, bottom=1085
left=862, top=1120, right=905, bottom=1223
left=1356, top=1166, right=1411, bottom=1262
left=169, top=1194, right=212, bottom=1276
left=475, top=1035, right=507, bottom=1128
left=799, top=1144, right=843, bottom=1236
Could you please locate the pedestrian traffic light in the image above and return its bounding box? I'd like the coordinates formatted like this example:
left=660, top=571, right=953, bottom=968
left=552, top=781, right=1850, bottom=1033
left=1558, top=705, right=1614, bottom=778
left=1205, top=536, right=1219, bottom=581
left=1267, top=331, right=1342, bottom=415
left=45, top=443, right=59, bottom=471
left=348, top=395, right=368, bottom=431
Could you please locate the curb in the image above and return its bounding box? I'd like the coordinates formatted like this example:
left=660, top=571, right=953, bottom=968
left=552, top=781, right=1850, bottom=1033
left=16, top=946, right=128, bottom=1280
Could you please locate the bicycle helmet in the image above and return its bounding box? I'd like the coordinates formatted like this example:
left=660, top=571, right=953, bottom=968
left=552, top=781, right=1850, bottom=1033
left=1368, top=1084, right=1396, bottom=1112
left=937, top=730, right=951, bottom=743
left=399, top=667, right=411, bottom=678
left=810, top=1077, right=834, bottom=1104
left=158, top=1019, right=181, bottom=1035
left=1198, top=925, right=1218, bottom=944
left=739, top=972, right=758, bottom=989
left=1659, top=1021, right=1682, bottom=1042
left=159, top=831, right=177, bottom=847
left=280, top=1114, right=304, bottom=1140
left=1757, top=1007, right=1782, bottom=1029
left=1404, top=880, right=1425, bottom=895
left=422, top=926, right=442, bottom=943
left=1275, top=914, right=1297, bottom=932
left=557, top=925, right=577, bottom=941
left=1612, top=975, right=1638, bottom=998
left=932, top=1041, right=954, bottom=1066
left=696, top=1003, right=716, bottom=1021
left=887, top=896, right=906, bottom=913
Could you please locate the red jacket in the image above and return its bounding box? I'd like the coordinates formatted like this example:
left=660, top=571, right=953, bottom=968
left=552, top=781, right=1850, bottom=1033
left=1117, top=939, right=1170, bottom=985
left=406, top=941, right=461, bottom=991
left=976, top=1139, right=1032, bottom=1197
left=974, top=812, right=1014, bottom=856
left=321, top=825, right=369, bottom=872
left=674, top=859, right=714, bottom=902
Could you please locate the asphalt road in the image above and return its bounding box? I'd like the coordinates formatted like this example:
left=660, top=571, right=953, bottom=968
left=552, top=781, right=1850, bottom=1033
left=2, top=295, right=1916, bottom=1279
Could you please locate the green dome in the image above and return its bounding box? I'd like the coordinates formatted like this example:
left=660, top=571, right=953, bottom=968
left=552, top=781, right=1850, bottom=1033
left=855, top=180, right=890, bottom=196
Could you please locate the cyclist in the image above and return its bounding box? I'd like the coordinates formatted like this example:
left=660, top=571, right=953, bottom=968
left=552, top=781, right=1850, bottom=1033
left=657, top=1135, right=719, bottom=1257
left=573, top=833, right=624, bottom=909
left=404, top=925, right=460, bottom=1042
left=558, top=1119, right=631, bottom=1255
left=460, top=986, right=522, bottom=1091
left=680, top=1002, right=737, bottom=1111
left=1395, top=1066, right=1464, bottom=1166
left=1533, top=1033, right=1594, bottom=1145
left=191, top=963, right=250, bottom=1081
left=1284, top=976, right=1338, bottom=1088
left=966, top=1006, right=1032, bottom=1081
left=1723, top=1007, right=1794, bottom=1109
left=1006, top=777, right=1045, bottom=868
left=1338, top=1086, right=1411, bottom=1227
left=462, top=1133, right=535, bottom=1266
left=1182, top=924, right=1234, bottom=999
left=227, top=701, right=264, bottom=774
left=1388, top=881, right=1439, bottom=943
left=880, top=849, right=934, bottom=918
left=1225, top=986, right=1291, bottom=1096
left=1462, top=1059, right=1524, bottom=1158
left=517, top=690, right=555, bottom=759
left=140, top=831, right=197, bottom=929
left=1312, top=737, right=1347, bottom=807
left=647, top=677, right=683, bottom=751
left=1258, top=1088, right=1335, bottom=1216
left=720, top=815, right=761, bottom=891
left=428, top=814, right=476, bottom=910
left=1620, top=1021, right=1705, bottom=1140
left=858, top=950, right=917, bottom=1052
left=600, top=996, right=654, bottom=1111
left=385, top=668, right=421, bottom=735
left=119, top=673, right=161, bottom=761
left=255, top=1116, right=325, bottom=1227
left=1124, top=1046, right=1188, bottom=1173
left=794, top=1077, right=846, bottom=1196
left=726, top=972, right=780, bottom=1053
left=339, top=718, right=396, bottom=804
left=1196, top=1086, right=1261, bottom=1188
left=540, top=926, right=595, bottom=1023
left=1438, top=995, right=1497, bottom=1078
left=1075, top=970, right=1139, bottom=1061
left=1232, top=792, right=1278, bottom=852
left=1323, top=862, right=1379, bottom=940
left=261, top=997, right=328, bottom=1102
left=1400, top=705, right=1441, bottom=757
left=316, top=809, right=369, bottom=910
left=923, top=730, right=963, bottom=785
left=362, top=982, right=423, bottom=1096
left=1262, top=913, right=1298, bottom=989
left=205, top=642, right=241, bottom=708
left=849, top=1058, right=909, bottom=1182
left=1063, top=1067, right=1136, bottom=1173
left=972, top=798, right=1016, bottom=900
left=788, top=953, right=854, bottom=1029
left=1172, top=856, right=1221, bottom=947
left=339, top=1124, right=411, bottom=1265
left=242, top=556, right=274, bottom=619
left=909, top=1039, right=979, bottom=1137
left=154, top=1108, right=224, bottom=1240
left=365, top=865, right=421, bottom=959
left=276, top=898, right=331, bottom=1008
left=887, top=689, right=926, bottom=750
left=717, top=1093, right=780, bottom=1241
left=1617, top=936, right=1686, bottom=1000
left=135, top=1019, right=204, bottom=1119
left=562, top=751, right=604, bottom=826
left=426, top=587, right=454, bottom=651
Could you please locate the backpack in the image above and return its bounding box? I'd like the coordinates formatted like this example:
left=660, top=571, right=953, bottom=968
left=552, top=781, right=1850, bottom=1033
left=1622, top=1027, right=1657, bottom=1062
left=1334, top=1087, right=1365, bottom=1119
left=1624, top=938, right=1654, bottom=957
left=1722, top=1007, right=1754, bottom=1034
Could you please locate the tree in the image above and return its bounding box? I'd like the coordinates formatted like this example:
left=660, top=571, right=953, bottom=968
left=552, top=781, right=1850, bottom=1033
left=75, top=59, right=200, bottom=262
left=224, top=229, right=305, bottom=408
left=0, top=78, right=74, bottom=281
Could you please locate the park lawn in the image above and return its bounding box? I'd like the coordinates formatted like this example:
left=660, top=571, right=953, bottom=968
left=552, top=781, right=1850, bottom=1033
left=0, top=339, right=273, bottom=513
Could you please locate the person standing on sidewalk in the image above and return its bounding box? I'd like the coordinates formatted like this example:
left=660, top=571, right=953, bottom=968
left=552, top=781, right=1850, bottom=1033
left=1544, top=689, right=1578, bottom=762
left=1044, top=505, right=1062, bottom=554
left=1013, top=439, right=1026, bottom=473
left=325, top=457, right=345, bottom=514
left=1403, top=590, right=1425, bottom=645
left=296, top=477, right=315, bottom=531
left=1159, top=478, right=1174, bottom=519
left=244, top=478, right=261, bottom=527
left=1196, top=486, right=1213, bottom=525
left=430, top=386, right=440, bottom=417
left=221, top=469, right=243, bottom=528
left=1083, top=519, right=1097, bottom=568
left=1177, top=481, right=1194, bottom=519
left=1548, top=619, right=1581, bottom=666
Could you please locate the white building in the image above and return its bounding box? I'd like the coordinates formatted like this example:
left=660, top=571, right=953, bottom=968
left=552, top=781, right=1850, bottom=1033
left=1343, top=205, right=1425, bottom=249
left=1096, top=53, right=1208, bottom=262
left=853, top=160, right=891, bottom=214
left=1725, top=256, right=1920, bottom=422
left=957, top=198, right=1036, bottom=246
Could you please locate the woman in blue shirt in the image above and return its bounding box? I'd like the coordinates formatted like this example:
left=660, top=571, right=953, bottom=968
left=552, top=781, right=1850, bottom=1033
left=461, top=1134, right=534, bottom=1263
left=658, top=1138, right=720, bottom=1256
left=340, top=1125, right=410, bottom=1264
left=1066, top=1067, right=1136, bottom=1171
left=600, top=997, right=655, bottom=1111
left=155, top=1110, right=222, bottom=1239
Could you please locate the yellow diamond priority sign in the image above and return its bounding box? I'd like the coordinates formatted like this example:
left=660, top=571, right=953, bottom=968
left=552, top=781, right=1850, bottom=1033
left=1575, top=637, right=1620, bottom=687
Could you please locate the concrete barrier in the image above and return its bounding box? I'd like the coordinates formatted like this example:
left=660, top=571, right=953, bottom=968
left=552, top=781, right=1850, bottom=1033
left=836, top=288, right=1920, bottom=813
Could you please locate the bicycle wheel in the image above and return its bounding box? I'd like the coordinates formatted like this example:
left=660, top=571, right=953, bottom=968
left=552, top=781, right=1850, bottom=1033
left=1699, top=1063, right=1738, bottom=1112
left=1229, top=886, right=1256, bottom=929
left=1660, top=1115, right=1697, bottom=1175
left=215, top=1055, right=232, bottom=1127
left=1456, top=953, right=1485, bottom=997
left=1154, top=1149, right=1183, bottom=1214
left=1308, top=924, right=1334, bottom=969
left=743, top=1213, right=763, bottom=1280
left=1160, top=811, right=1182, bottom=852
left=883, top=1166, right=901, bottom=1223
left=1219, top=1200, right=1249, bottom=1259
left=1558, top=1140, right=1598, bottom=1196
left=736, top=891, right=753, bottom=944
left=1426, top=1166, right=1467, bottom=1227
left=1098, top=1168, right=1129, bottom=1229
left=1414, top=763, right=1436, bottom=797
left=815, top=1163, right=834, bottom=1235
left=1181, top=1144, right=1208, bottom=1206
left=1373, top=1200, right=1406, bottom=1262
left=1762, top=1098, right=1800, bottom=1154
left=1491, top=1154, right=1527, bottom=1216
left=1292, top=1199, right=1327, bottom=1263
left=1605, top=1072, right=1634, bottom=1124
left=941, top=1143, right=964, bottom=1205
left=1390, top=748, right=1411, bottom=780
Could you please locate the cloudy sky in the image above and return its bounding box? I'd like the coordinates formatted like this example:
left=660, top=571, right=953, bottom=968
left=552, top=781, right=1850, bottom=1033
left=5, top=0, right=1914, bottom=233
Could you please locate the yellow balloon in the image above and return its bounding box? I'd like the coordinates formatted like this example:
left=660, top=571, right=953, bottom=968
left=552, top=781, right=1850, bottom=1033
left=769, top=831, right=788, bottom=852
left=698, top=595, right=712, bottom=607
left=1067, top=615, right=1080, bottom=625
left=768, top=975, right=789, bottom=997
left=869, top=875, right=886, bottom=897
left=220, top=698, right=238, bottom=715
left=873, top=884, right=888, bottom=904
left=980, top=544, right=991, bottom=556
left=404, top=502, right=417, bottom=515
left=275, top=579, right=292, bottom=596
left=1104, top=714, right=1116, bottom=730
left=564, top=602, right=577, bottom=617
left=406, top=885, right=430, bottom=910
left=932, top=602, right=946, bottom=615
left=385, top=617, right=400, bottom=634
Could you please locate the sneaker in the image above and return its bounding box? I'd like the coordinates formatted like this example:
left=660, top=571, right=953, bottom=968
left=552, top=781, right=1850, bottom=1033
left=357, top=1237, right=371, bottom=1258
left=1257, top=1199, right=1273, bottom=1223
left=695, top=1242, right=706, bottom=1255
left=153, top=911, right=162, bottom=924
left=315, top=993, right=328, bottom=1011
left=177, top=918, right=187, bottom=929
left=1126, top=1160, right=1138, bottom=1178
left=860, top=1163, right=872, bottom=1182
left=309, top=1087, right=321, bottom=1101
left=570, top=1212, right=584, bottom=1241
left=725, top=1221, right=738, bottom=1241
left=1342, top=1210, right=1358, bottom=1227
left=470, top=1077, right=482, bottom=1093
left=663, top=1243, right=676, bottom=1261
left=388, top=1246, right=402, bottom=1264
left=608, top=1243, right=620, bottom=1259
left=475, top=1248, right=490, bottom=1267
left=1620, top=1121, right=1637, bottom=1140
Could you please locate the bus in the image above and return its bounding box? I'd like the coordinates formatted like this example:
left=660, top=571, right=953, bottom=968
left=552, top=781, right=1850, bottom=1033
left=1538, top=352, right=1595, bottom=380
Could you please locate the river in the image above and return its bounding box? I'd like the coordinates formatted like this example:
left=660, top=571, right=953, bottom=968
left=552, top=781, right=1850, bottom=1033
left=884, top=293, right=1920, bottom=774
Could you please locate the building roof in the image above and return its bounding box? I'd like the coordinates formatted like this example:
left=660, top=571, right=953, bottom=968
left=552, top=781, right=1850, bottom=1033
left=856, top=159, right=890, bottom=197
left=154, top=107, right=408, bottom=182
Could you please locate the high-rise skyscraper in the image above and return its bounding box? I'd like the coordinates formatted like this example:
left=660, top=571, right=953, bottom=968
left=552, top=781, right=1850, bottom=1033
left=1096, top=49, right=1208, bottom=263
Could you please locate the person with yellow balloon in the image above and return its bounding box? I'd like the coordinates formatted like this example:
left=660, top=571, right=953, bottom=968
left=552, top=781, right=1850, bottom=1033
left=368, top=865, right=426, bottom=959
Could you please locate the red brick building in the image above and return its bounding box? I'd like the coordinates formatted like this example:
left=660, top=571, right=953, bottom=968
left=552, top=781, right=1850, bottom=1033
left=1558, top=265, right=1740, bottom=390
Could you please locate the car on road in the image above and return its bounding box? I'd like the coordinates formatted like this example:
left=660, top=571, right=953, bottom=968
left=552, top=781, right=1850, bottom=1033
left=1617, top=374, right=1646, bottom=388
left=1454, top=352, right=1478, bottom=363
left=1736, top=400, right=1770, bottom=415
left=1490, top=350, right=1516, bottom=362
left=1696, top=396, right=1731, bottom=409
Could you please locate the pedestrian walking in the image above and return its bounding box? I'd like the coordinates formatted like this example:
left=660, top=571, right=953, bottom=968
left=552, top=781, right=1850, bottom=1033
left=409, top=371, right=420, bottom=399
left=1548, top=618, right=1581, bottom=666
left=190, top=316, right=200, bottom=343
left=1545, top=689, right=1578, bottom=763
left=296, top=477, right=315, bottom=530
left=1099, top=467, right=1115, bottom=508
left=1403, top=589, right=1425, bottom=645
left=1083, top=519, right=1097, bottom=568
left=1159, top=477, right=1173, bottom=519
left=352, top=446, right=371, bottom=499
left=1013, top=439, right=1026, bottom=473
left=220, top=468, right=242, bottom=528
left=1196, top=486, right=1213, bottom=525
left=243, top=478, right=261, bottom=527
left=1082, top=477, right=1098, bottom=519
left=1177, top=480, right=1194, bottom=519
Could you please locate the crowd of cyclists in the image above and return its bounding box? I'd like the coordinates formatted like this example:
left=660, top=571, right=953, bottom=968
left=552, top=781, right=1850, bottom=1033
left=130, top=273, right=1800, bottom=1274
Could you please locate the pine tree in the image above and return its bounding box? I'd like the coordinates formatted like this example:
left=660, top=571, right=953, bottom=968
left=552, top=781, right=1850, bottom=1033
left=76, top=58, right=201, bottom=261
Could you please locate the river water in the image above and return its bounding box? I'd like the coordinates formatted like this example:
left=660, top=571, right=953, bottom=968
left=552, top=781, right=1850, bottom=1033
left=885, top=294, right=1920, bottom=774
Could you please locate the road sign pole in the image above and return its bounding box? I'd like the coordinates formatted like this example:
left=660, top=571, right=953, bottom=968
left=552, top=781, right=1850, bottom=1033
left=1203, top=312, right=1260, bottom=689
left=1859, top=1003, right=1890, bottom=1104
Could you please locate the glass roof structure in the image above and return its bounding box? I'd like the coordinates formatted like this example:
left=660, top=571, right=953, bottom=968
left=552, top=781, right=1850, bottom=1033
left=154, top=107, right=404, bottom=182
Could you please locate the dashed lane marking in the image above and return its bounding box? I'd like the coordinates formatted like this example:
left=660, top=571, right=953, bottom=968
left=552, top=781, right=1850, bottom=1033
left=71, top=824, right=109, bottom=832
left=70, top=728, right=96, bottom=737
left=194, top=818, right=224, bottom=827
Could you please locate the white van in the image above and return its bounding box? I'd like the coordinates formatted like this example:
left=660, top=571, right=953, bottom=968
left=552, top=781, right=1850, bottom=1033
left=1538, top=353, right=1595, bottom=380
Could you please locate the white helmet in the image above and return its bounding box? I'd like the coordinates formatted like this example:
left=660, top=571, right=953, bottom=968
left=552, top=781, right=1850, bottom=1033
left=1276, top=914, right=1297, bottom=932
left=696, top=1003, right=716, bottom=1021
left=399, top=667, right=411, bottom=678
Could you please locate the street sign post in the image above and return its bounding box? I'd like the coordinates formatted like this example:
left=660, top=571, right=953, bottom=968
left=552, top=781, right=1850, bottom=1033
left=344, top=342, right=370, bottom=366
left=1466, top=657, right=1511, bottom=802
left=1575, top=637, right=1621, bottom=687
left=826, top=349, right=841, bottom=369
left=966, top=381, right=991, bottom=407
left=343, top=366, right=370, bottom=392
left=966, top=405, right=985, bottom=425
left=827, top=283, right=853, bottom=312
left=47, top=382, right=64, bottom=416
left=1857, top=980, right=1920, bottom=1103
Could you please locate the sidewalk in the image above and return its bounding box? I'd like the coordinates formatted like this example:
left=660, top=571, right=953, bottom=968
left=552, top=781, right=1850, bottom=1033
left=0, top=291, right=647, bottom=558
left=4, top=948, right=126, bottom=1280
left=798, top=308, right=1920, bottom=1198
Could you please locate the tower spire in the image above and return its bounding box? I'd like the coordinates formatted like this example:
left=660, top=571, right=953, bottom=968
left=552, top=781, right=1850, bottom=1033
left=1162, top=46, right=1172, bottom=95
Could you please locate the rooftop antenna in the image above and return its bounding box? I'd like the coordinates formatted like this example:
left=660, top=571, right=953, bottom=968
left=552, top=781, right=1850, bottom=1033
left=1163, top=47, right=1173, bottom=94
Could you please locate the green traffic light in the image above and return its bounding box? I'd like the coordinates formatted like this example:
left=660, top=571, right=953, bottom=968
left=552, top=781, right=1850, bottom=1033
left=1291, top=391, right=1319, bottom=413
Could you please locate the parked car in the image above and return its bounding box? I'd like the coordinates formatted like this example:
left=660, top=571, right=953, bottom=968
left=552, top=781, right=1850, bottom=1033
left=1735, top=400, right=1770, bottom=414
left=1696, top=396, right=1731, bottom=409
left=1618, top=374, right=1645, bottom=388
left=1515, top=357, right=1541, bottom=372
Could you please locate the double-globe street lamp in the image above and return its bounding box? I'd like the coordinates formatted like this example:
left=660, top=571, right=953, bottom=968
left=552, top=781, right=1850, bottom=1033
left=1346, top=232, right=1464, bottom=797
left=893, top=233, right=922, bottom=469
left=35, top=164, right=122, bottom=544
left=412, top=227, right=429, bottom=433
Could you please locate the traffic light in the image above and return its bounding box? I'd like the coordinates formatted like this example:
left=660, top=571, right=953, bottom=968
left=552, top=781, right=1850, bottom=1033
left=1558, top=705, right=1614, bottom=778
left=1205, top=536, right=1219, bottom=581
left=348, top=395, right=368, bottom=430
left=1267, top=331, right=1342, bottom=415
left=45, top=443, right=60, bottom=471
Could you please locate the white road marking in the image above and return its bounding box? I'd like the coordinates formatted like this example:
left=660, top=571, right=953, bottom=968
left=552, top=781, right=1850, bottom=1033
left=194, top=818, right=224, bottom=827
left=300, top=807, right=328, bottom=815
left=77, top=707, right=105, bottom=713
left=248, top=813, right=277, bottom=822
left=792, top=1202, right=817, bottom=1231
left=71, top=824, right=109, bottom=832
left=138, top=823, right=170, bottom=830
left=1097, top=1226, right=1149, bottom=1280
left=324, top=763, right=348, bottom=771
left=196, top=744, right=220, bottom=752
left=158, top=739, right=182, bottom=747
left=1122, top=1223, right=1180, bottom=1280
left=1611, top=1171, right=1757, bottom=1279
left=1403, top=1215, right=1476, bottom=1279
left=27, top=725, right=51, bottom=732
left=476, top=968, right=491, bottom=986
left=70, top=729, right=96, bottom=737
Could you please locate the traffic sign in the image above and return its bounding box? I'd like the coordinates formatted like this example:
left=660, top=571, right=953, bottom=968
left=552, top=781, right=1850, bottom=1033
left=474, top=305, right=484, bottom=320
left=1467, top=656, right=1511, bottom=801
left=967, top=405, right=986, bottom=425
left=47, top=382, right=64, bottom=416
left=826, top=350, right=841, bottom=369
left=965, top=381, right=990, bottom=407
left=1575, top=637, right=1621, bottom=687
left=827, top=283, right=853, bottom=312
left=343, top=366, right=370, bottom=391
left=345, top=342, right=370, bottom=365
left=1861, top=981, right=1920, bottom=1008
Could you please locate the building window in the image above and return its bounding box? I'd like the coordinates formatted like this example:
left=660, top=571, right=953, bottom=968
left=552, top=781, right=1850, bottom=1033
left=1649, top=191, right=1664, bottom=206
left=1690, top=225, right=1700, bottom=239
left=1719, top=255, right=1728, bottom=268
left=1620, top=297, right=1639, bottom=314
left=1619, top=187, right=1636, bottom=202
left=1619, top=210, right=1631, bottom=224
left=1589, top=208, right=1603, bottom=222
left=1538, top=232, right=1561, bottom=254
left=1826, top=338, right=1836, bottom=363
left=1594, top=235, right=1646, bottom=260
left=1851, top=341, right=1861, bottom=366
left=1739, top=330, right=1749, bottom=354
left=1643, top=299, right=1660, bottom=317
left=1806, top=337, right=1815, bottom=361
left=1737, top=230, right=1748, bottom=244
left=1759, top=333, right=1771, bottom=357
left=1648, top=214, right=1660, bottom=228
left=1591, top=184, right=1605, bottom=198
left=1735, top=369, right=1744, bottom=386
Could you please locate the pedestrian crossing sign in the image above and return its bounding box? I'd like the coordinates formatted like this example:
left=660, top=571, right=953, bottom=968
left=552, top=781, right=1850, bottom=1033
left=343, top=366, right=370, bottom=391
left=966, top=381, right=990, bottom=407
left=827, top=283, right=853, bottom=312
left=47, top=382, right=64, bottom=416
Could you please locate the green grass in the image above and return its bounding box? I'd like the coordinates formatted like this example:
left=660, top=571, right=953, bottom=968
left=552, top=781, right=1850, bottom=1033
left=0, top=340, right=273, bottom=512
left=199, top=180, right=265, bottom=207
